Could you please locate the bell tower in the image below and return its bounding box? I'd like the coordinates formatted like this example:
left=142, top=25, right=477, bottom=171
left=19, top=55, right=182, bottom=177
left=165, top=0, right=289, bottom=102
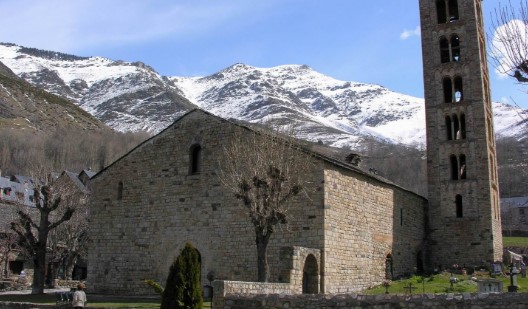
left=419, top=0, right=502, bottom=269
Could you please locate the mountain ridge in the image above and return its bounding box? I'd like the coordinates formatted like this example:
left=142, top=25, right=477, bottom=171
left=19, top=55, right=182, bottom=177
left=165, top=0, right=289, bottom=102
left=0, top=42, right=526, bottom=150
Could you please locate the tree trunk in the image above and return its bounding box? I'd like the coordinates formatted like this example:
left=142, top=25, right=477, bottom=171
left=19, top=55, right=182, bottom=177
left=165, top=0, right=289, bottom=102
left=256, top=232, right=272, bottom=282
left=32, top=248, right=46, bottom=294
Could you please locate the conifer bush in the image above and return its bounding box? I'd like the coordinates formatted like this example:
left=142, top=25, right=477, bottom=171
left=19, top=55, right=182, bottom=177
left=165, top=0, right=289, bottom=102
left=161, top=242, right=203, bottom=309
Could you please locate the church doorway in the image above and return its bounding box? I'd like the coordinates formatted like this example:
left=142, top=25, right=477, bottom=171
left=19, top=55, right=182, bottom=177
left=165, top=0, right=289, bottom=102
left=416, top=251, right=424, bottom=275
left=302, top=254, right=319, bottom=294
left=385, top=254, right=393, bottom=280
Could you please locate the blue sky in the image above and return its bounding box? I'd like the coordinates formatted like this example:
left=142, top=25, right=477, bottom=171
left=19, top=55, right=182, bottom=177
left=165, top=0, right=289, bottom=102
left=0, top=0, right=526, bottom=108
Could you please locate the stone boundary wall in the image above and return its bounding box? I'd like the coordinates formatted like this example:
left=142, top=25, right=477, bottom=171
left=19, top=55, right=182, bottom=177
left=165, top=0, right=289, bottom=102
left=212, top=280, right=295, bottom=308
left=217, top=292, right=528, bottom=309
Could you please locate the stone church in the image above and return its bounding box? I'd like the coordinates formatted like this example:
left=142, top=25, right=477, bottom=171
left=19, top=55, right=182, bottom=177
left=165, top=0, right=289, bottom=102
left=87, top=0, right=502, bottom=295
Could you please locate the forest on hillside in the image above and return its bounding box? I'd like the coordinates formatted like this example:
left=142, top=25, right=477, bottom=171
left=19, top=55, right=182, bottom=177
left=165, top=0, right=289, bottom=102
left=0, top=128, right=150, bottom=177
left=0, top=127, right=525, bottom=198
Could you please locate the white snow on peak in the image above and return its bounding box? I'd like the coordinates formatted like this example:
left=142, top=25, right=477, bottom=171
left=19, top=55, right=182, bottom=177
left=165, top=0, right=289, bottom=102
left=0, top=44, right=159, bottom=89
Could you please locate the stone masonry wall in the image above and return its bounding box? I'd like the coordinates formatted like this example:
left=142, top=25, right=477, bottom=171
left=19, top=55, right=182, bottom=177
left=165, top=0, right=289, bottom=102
left=419, top=0, right=503, bottom=270
left=87, top=110, right=326, bottom=295
left=323, top=166, right=427, bottom=293
left=217, top=292, right=528, bottom=309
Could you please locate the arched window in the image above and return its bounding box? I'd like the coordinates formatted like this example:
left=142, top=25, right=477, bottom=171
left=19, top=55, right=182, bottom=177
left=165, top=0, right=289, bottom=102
left=436, top=0, right=447, bottom=23
left=452, top=114, right=460, bottom=140
left=451, top=35, right=461, bottom=61
left=455, top=194, right=463, bottom=217
left=454, top=76, right=463, bottom=102
left=443, top=77, right=453, bottom=103
left=460, top=113, right=466, bottom=139
left=117, top=181, right=123, bottom=200
left=443, top=76, right=464, bottom=103
left=450, top=155, right=459, bottom=180
left=440, top=37, right=450, bottom=63
left=448, top=0, right=460, bottom=22
left=436, top=0, right=459, bottom=23
left=189, top=144, right=202, bottom=174
left=445, top=116, right=453, bottom=140
left=439, top=35, right=461, bottom=63
left=459, top=154, right=467, bottom=179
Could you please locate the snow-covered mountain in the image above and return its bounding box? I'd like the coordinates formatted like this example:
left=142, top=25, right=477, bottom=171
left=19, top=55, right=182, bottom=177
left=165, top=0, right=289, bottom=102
left=0, top=43, right=195, bottom=133
left=0, top=43, right=526, bottom=149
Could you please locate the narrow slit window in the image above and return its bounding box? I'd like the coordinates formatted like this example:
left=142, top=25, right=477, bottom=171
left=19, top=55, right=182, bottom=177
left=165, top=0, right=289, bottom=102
left=460, top=113, right=466, bottom=139
left=454, top=76, right=463, bottom=102
left=440, top=37, right=450, bottom=63
left=443, top=77, right=453, bottom=103
left=459, top=154, right=467, bottom=179
left=455, top=194, right=463, bottom=218
left=445, top=116, right=453, bottom=140
left=452, top=114, right=460, bottom=140
left=436, top=0, right=448, bottom=23
left=451, top=35, right=460, bottom=61
left=117, top=181, right=123, bottom=201
left=190, top=144, right=202, bottom=174
left=450, top=155, right=459, bottom=180
left=448, top=0, right=459, bottom=22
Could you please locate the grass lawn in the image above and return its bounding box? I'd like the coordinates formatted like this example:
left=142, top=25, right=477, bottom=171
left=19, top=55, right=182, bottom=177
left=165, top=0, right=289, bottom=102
left=503, top=236, right=528, bottom=247
left=363, top=272, right=528, bottom=295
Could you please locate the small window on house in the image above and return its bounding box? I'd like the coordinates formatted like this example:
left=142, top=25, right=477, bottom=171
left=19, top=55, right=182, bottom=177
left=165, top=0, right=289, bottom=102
left=459, top=154, right=467, bottom=179
left=440, top=37, right=450, bottom=63
left=443, top=77, right=453, bottom=103
left=451, top=35, right=460, bottom=61
left=520, top=209, right=525, bottom=216
left=189, top=144, right=202, bottom=175
left=455, top=194, right=463, bottom=217
left=117, top=181, right=123, bottom=201
left=450, top=155, right=459, bottom=180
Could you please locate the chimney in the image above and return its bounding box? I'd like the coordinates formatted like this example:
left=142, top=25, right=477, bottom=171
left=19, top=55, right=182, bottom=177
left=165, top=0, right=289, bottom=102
left=345, top=153, right=361, bottom=167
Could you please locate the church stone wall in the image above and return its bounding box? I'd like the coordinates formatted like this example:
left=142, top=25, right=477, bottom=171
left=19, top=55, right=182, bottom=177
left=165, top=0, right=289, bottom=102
left=322, top=166, right=427, bottom=293
left=87, top=110, right=428, bottom=295
left=87, top=111, right=326, bottom=295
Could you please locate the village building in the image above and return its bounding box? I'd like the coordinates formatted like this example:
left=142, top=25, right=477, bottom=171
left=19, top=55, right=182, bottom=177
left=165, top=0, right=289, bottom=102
left=501, top=197, right=528, bottom=237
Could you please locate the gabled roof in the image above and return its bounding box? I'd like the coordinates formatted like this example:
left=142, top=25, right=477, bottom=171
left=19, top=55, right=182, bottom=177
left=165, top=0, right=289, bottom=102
left=57, top=170, right=90, bottom=194
left=501, top=197, right=528, bottom=209
left=93, top=109, right=426, bottom=200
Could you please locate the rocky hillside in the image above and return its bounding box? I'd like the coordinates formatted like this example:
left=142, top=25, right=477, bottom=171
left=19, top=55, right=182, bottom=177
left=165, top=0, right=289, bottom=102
left=0, top=60, right=108, bottom=132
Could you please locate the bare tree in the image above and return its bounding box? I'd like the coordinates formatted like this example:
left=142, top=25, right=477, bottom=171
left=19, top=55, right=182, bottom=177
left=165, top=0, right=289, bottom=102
left=47, top=194, right=89, bottom=280
left=10, top=175, right=78, bottom=294
left=489, top=0, right=528, bottom=83
left=218, top=126, right=314, bottom=282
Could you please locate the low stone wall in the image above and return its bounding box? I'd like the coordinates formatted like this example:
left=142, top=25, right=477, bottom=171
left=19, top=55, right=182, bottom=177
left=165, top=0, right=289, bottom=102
left=212, top=280, right=295, bottom=308
left=217, top=292, right=528, bottom=309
